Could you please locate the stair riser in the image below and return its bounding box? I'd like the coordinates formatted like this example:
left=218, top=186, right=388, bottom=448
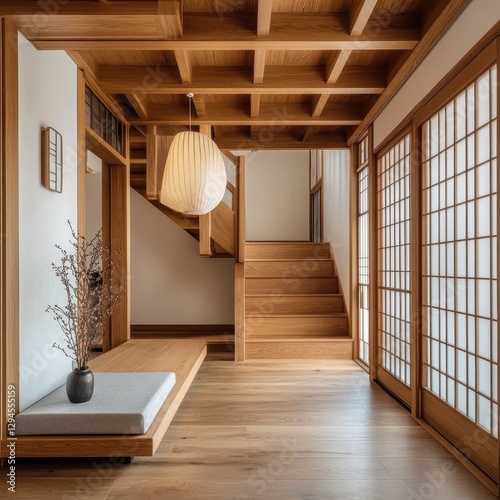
left=246, top=295, right=345, bottom=315
left=246, top=278, right=338, bottom=295
left=246, top=340, right=353, bottom=360
left=246, top=243, right=331, bottom=260
left=246, top=316, right=349, bottom=337
left=245, top=260, right=334, bottom=278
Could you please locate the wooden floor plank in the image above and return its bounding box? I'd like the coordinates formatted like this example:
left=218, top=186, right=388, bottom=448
left=9, top=359, right=496, bottom=499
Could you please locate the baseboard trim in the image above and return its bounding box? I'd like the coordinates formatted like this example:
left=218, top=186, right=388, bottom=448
left=131, top=324, right=235, bottom=336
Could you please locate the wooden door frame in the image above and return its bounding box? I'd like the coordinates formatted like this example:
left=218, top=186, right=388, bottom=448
left=79, top=73, right=130, bottom=351
left=0, top=19, right=19, bottom=456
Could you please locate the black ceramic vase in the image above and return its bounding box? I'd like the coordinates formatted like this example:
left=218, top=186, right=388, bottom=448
left=66, top=367, right=94, bottom=403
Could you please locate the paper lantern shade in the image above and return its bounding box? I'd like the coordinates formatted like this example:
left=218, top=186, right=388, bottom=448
left=159, top=131, right=227, bottom=216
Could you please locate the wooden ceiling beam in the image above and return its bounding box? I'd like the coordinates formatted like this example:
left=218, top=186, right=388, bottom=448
left=127, top=94, right=149, bottom=119
left=199, top=124, right=212, bottom=137
left=311, top=95, right=330, bottom=118
left=35, top=37, right=418, bottom=52
left=30, top=13, right=420, bottom=50
left=158, top=0, right=183, bottom=38
left=257, top=0, right=273, bottom=36
left=67, top=51, right=98, bottom=81
left=174, top=50, right=192, bottom=83
left=309, top=0, right=375, bottom=123
left=349, top=0, right=379, bottom=36
left=312, top=49, right=353, bottom=119
left=302, top=127, right=314, bottom=142
left=250, top=95, right=261, bottom=118
left=97, top=65, right=386, bottom=95
left=348, top=0, right=472, bottom=145
left=254, top=50, right=266, bottom=84
left=0, top=1, right=159, bottom=16
left=130, top=102, right=363, bottom=126
left=215, top=132, right=347, bottom=150
left=192, top=95, right=207, bottom=118
left=325, top=50, right=352, bottom=84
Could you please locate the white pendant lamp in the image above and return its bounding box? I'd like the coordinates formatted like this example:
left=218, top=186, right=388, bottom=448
left=160, top=94, right=227, bottom=216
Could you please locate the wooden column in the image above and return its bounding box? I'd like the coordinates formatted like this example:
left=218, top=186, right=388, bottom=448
left=234, top=155, right=246, bottom=361
left=0, top=20, right=19, bottom=451
left=146, top=125, right=158, bottom=200
left=199, top=211, right=213, bottom=257
left=146, top=126, right=172, bottom=201
left=367, top=126, right=378, bottom=382
left=101, top=162, right=111, bottom=352
left=350, top=143, right=360, bottom=362
left=109, top=125, right=130, bottom=349
left=198, top=124, right=213, bottom=256
left=234, top=263, right=245, bottom=362
left=410, top=123, right=423, bottom=418
left=237, top=156, right=246, bottom=263
left=110, top=161, right=130, bottom=349
left=497, top=37, right=500, bottom=490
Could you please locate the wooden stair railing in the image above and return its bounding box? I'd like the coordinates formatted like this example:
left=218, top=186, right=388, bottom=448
left=199, top=200, right=236, bottom=257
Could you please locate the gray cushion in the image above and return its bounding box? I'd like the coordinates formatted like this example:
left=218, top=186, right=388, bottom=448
left=15, top=372, right=176, bottom=435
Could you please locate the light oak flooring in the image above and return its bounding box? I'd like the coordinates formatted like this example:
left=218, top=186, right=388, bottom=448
left=8, top=358, right=497, bottom=499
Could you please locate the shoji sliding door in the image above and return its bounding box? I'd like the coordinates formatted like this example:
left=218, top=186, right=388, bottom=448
left=357, top=136, right=370, bottom=366
left=376, top=133, right=413, bottom=405
left=420, top=55, right=498, bottom=479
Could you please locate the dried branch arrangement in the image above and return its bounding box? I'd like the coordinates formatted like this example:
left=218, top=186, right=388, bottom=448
left=47, top=221, right=125, bottom=370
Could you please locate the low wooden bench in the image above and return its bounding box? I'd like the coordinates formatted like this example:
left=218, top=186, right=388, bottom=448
left=0, top=339, right=206, bottom=458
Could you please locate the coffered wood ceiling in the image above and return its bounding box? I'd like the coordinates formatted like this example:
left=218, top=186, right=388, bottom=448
left=4, top=0, right=471, bottom=149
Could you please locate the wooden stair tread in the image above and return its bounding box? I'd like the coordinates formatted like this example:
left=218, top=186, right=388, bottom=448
left=246, top=241, right=328, bottom=245
left=245, top=293, right=343, bottom=297
left=245, top=258, right=331, bottom=262
left=245, top=313, right=348, bottom=318
left=245, top=275, right=336, bottom=280
left=246, top=336, right=351, bottom=343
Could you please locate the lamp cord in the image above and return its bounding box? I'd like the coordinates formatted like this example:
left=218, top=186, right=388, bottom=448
left=187, top=93, right=193, bottom=132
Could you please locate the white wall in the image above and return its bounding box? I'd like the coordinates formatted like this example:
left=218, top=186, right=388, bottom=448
left=323, top=150, right=351, bottom=315
left=18, top=35, right=77, bottom=410
left=374, top=0, right=500, bottom=148
left=130, top=189, right=234, bottom=324
left=246, top=150, right=309, bottom=241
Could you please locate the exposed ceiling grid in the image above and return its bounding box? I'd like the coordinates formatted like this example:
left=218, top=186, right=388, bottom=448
left=3, top=0, right=472, bottom=149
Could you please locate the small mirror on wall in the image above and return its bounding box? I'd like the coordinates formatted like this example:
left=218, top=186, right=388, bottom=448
left=41, top=127, right=63, bottom=193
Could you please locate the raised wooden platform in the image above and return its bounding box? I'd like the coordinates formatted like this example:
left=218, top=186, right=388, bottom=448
left=0, top=339, right=207, bottom=458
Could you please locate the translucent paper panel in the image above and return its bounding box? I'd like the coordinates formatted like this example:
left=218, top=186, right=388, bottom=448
left=358, top=138, right=370, bottom=366
left=378, top=134, right=412, bottom=386
left=422, top=65, right=498, bottom=437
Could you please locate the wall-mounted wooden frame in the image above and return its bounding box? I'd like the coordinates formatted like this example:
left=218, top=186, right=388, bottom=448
left=41, top=127, right=63, bottom=193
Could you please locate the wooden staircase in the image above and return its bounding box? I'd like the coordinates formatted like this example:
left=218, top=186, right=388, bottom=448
left=129, top=129, right=352, bottom=361
left=243, top=242, right=352, bottom=359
